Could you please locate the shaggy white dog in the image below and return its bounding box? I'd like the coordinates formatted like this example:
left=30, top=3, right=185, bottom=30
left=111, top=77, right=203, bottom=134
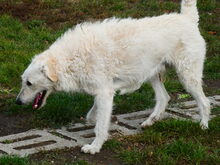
left=16, top=0, right=210, bottom=154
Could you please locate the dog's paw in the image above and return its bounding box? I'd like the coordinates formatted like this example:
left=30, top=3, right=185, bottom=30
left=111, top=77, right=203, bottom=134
left=200, top=121, right=209, bottom=130
left=141, top=119, right=154, bottom=128
left=81, top=144, right=100, bottom=154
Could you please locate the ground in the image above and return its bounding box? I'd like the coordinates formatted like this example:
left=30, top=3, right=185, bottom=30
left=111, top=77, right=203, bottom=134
left=0, top=0, right=219, bottom=164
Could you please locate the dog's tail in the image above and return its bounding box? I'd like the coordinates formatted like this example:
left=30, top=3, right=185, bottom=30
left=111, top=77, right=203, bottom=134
left=181, top=0, right=199, bottom=24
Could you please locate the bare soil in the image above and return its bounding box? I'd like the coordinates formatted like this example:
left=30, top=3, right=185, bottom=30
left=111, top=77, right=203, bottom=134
left=31, top=147, right=122, bottom=165
left=204, top=79, right=220, bottom=90
left=0, top=0, right=110, bottom=29
left=0, top=113, right=32, bottom=136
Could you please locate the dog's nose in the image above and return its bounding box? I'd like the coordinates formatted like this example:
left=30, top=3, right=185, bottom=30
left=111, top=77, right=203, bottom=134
left=15, top=98, right=23, bottom=105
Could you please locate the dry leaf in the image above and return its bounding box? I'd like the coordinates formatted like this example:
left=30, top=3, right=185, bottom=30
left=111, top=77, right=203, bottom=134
left=208, top=31, right=217, bottom=35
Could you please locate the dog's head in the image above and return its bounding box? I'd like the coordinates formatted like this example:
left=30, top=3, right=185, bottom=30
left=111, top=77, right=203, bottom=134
left=16, top=54, right=58, bottom=110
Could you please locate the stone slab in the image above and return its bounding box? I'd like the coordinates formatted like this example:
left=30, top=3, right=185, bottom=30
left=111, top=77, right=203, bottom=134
left=0, top=130, right=77, bottom=157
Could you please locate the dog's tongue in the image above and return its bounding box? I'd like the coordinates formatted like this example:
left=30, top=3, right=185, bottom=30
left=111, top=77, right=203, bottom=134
left=32, top=92, right=42, bottom=109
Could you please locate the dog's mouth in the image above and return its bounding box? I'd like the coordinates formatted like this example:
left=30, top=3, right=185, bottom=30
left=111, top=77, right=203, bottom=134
left=32, top=90, right=47, bottom=110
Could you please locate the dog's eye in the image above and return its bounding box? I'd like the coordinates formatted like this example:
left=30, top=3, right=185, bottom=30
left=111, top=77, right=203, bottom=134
left=26, top=81, right=32, bottom=86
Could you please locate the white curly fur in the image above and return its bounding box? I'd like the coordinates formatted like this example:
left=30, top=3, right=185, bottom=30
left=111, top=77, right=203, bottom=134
left=17, top=0, right=210, bottom=154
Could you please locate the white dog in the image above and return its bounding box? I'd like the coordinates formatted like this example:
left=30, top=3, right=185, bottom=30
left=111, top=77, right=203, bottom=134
left=16, top=0, right=210, bottom=154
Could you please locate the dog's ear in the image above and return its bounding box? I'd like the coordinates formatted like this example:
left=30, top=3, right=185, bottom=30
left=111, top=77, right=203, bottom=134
left=42, top=57, right=58, bottom=82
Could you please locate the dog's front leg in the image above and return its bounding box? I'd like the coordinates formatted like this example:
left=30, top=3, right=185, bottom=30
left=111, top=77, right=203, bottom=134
left=81, top=89, right=114, bottom=154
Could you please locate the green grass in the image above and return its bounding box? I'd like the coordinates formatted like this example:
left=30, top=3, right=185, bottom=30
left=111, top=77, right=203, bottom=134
left=0, top=0, right=219, bottom=164
left=111, top=118, right=220, bottom=165
left=212, top=107, right=220, bottom=115
left=158, top=138, right=206, bottom=163
left=0, top=155, right=29, bottom=165
left=0, top=15, right=65, bottom=89
left=119, top=149, right=147, bottom=165
left=103, top=139, right=122, bottom=151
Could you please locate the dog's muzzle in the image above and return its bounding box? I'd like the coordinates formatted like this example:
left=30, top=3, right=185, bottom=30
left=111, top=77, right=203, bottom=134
left=15, top=98, right=23, bottom=105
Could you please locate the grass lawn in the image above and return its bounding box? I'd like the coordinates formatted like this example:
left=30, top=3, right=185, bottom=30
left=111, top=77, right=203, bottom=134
left=0, top=0, right=219, bottom=164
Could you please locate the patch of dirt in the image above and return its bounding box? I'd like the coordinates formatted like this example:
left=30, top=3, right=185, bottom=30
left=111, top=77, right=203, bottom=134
left=31, top=147, right=122, bottom=165
left=0, top=113, right=33, bottom=136
left=204, top=79, right=220, bottom=89
left=204, top=79, right=220, bottom=96
left=0, top=0, right=111, bottom=29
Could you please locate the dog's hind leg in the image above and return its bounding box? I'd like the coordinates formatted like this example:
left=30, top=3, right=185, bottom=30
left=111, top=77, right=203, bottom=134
left=172, top=41, right=210, bottom=129
left=176, top=61, right=210, bottom=129
left=141, top=75, right=170, bottom=127
left=86, top=102, right=97, bottom=124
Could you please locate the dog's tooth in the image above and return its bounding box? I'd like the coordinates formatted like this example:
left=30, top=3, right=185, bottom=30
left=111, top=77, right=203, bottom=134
left=34, top=104, right=38, bottom=108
